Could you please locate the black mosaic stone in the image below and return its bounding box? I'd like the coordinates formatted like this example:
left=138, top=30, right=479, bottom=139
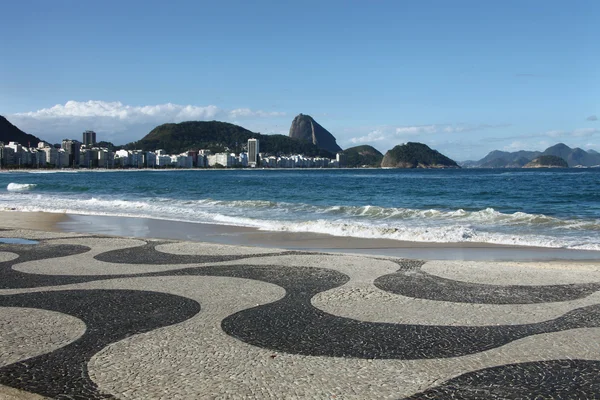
left=375, top=266, right=600, bottom=304
left=0, top=289, right=201, bottom=399
left=154, top=263, right=600, bottom=360
left=0, top=241, right=304, bottom=289
left=94, top=240, right=303, bottom=264
left=0, top=243, right=97, bottom=289
left=402, top=359, right=600, bottom=399
left=2, top=234, right=600, bottom=398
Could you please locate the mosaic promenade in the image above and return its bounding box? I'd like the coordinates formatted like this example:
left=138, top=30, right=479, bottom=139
left=1, top=228, right=600, bottom=399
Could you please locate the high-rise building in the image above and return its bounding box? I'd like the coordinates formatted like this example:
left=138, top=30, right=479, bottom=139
left=248, top=138, right=259, bottom=167
left=83, top=130, right=97, bottom=147
left=61, top=139, right=81, bottom=167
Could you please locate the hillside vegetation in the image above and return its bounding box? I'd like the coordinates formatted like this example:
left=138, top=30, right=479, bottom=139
left=0, top=116, right=43, bottom=146
left=340, top=145, right=383, bottom=167
left=471, top=143, right=600, bottom=168
left=523, top=155, right=568, bottom=168
left=125, top=121, right=334, bottom=157
left=381, top=142, right=459, bottom=168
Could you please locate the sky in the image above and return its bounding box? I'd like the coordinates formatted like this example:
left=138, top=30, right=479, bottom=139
left=1, top=0, right=598, bottom=161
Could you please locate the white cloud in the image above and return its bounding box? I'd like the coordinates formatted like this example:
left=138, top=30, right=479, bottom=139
left=572, top=128, right=600, bottom=137
left=349, top=130, right=387, bottom=144
left=395, top=125, right=437, bottom=135
left=344, top=122, right=510, bottom=153
left=15, top=100, right=221, bottom=121
left=545, top=130, right=566, bottom=138
left=503, top=141, right=529, bottom=151
left=542, top=128, right=599, bottom=138
left=228, top=108, right=286, bottom=118
left=395, top=123, right=509, bottom=136
left=586, top=115, right=598, bottom=121
left=9, top=100, right=286, bottom=144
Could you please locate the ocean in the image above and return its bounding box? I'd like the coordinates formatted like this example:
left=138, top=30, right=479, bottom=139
left=1, top=168, right=599, bottom=250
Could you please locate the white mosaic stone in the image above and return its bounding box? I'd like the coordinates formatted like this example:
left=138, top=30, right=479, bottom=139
left=0, top=307, right=86, bottom=367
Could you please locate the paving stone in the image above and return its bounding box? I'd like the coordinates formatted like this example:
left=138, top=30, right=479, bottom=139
left=0, top=228, right=599, bottom=399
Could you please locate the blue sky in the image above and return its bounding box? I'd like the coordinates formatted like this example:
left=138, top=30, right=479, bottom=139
left=1, top=0, right=598, bottom=160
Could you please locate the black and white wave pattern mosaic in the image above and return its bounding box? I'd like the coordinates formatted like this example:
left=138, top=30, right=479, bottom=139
left=1, top=229, right=600, bottom=399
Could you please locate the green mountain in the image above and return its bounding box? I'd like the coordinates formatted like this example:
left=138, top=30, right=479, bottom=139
left=523, top=155, right=568, bottom=168
left=126, top=120, right=334, bottom=157
left=340, top=145, right=383, bottom=167
left=380, top=142, right=459, bottom=168
left=471, top=143, right=600, bottom=168
left=542, top=143, right=600, bottom=167
left=0, top=116, right=43, bottom=147
left=476, top=150, right=541, bottom=168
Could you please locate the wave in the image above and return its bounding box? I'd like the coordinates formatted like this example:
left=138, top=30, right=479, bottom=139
left=2, top=193, right=600, bottom=250
left=7, top=183, right=37, bottom=191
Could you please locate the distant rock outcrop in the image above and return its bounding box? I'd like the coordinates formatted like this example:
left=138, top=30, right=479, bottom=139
left=476, top=150, right=542, bottom=168
left=340, top=145, right=383, bottom=167
left=0, top=116, right=43, bottom=147
left=470, top=143, right=600, bottom=168
left=381, top=142, right=459, bottom=168
left=523, top=155, right=568, bottom=168
left=288, top=114, right=342, bottom=154
left=542, top=143, right=600, bottom=167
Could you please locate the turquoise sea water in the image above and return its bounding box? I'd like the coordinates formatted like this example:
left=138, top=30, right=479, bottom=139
left=1, top=168, right=599, bottom=250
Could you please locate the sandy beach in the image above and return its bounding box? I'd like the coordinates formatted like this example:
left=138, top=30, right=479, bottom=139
left=2, top=210, right=600, bottom=261
left=1, top=211, right=600, bottom=398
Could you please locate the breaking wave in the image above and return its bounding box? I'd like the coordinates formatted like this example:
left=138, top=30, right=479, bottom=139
left=7, top=183, right=37, bottom=191
left=2, top=193, right=600, bottom=250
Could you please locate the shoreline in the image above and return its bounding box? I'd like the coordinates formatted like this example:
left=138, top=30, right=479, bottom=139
left=2, top=210, right=600, bottom=261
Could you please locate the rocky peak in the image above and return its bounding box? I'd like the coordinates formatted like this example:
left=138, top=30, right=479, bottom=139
left=288, top=114, right=342, bottom=154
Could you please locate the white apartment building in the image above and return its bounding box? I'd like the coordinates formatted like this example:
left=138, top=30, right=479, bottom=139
left=156, top=155, right=172, bottom=167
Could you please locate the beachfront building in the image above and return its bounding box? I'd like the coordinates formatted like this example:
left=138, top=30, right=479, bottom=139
left=262, top=155, right=277, bottom=168
left=56, top=149, right=69, bottom=168
left=171, top=154, right=193, bottom=168
left=61, top=139, right=81, bottom=168
left=248, top=138, right=259, bottom=167
left=1, top=143, right=15, bottom=166
left=143, top=151, right=157, bottom=168
left=83, top=130, right=97, bottom=147
left=156, top=154, right=172, bottom=167
left=114, top=150, right=130, bottom=167
left=97, top=149, right=115, bottom=168
left=207, top=153, right=234, bottom=167
left=41, top=146, right=58, bottom=167
left=238, top=152, right=248, bottom=167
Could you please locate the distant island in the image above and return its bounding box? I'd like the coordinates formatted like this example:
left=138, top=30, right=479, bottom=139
left=462, top=143, right=600, bottom=168
left=523, top=155, right=569, bottom=168
left=339, top=145, right=383, bottom=168
left=0, top=113, right=461, bottom=170
left=381, top=142, right=459, bottom=169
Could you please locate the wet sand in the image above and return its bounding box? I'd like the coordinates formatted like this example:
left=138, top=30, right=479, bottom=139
left=2, top=211, right=600, bottom=261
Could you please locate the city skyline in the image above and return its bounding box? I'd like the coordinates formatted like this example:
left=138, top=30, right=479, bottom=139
left=1, top=0, right=598, bottom=161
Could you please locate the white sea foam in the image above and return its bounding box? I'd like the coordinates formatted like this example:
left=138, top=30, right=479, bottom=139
left=2, top=193, right=600, bottom=250
left=7, top=183, right=37, bottom=191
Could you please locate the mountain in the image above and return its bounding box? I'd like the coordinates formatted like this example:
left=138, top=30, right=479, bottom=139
left=288, top=114, right=342, bottom=154
left=470, top=143, right=600, bottom=168
left=542, top=143, right=600, bottom=167
left=0, top=116, right=43, bottom=147
left=380, top=142, right=459, bottom=168
left=523, top=155, right=568, bottom=168
left=476, top=150, right=541, bottom=168
left=127, top=120, right=334, bottom=157
left=340, top=145, right=383, bottom=167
